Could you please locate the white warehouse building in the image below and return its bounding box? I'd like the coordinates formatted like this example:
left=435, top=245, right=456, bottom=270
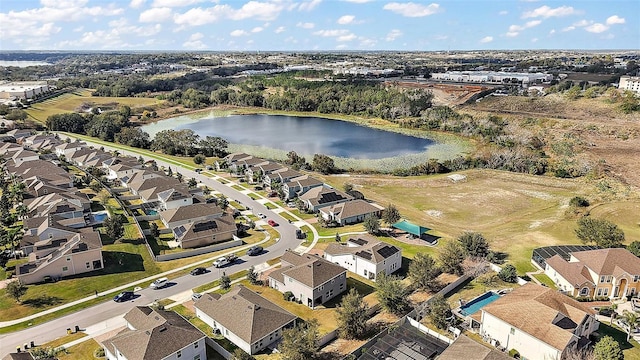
left=0, top=81, right=51, bottom=100
left=619, top=76, right=640, bottom=95
left=431, top=71, right=553, bottom=84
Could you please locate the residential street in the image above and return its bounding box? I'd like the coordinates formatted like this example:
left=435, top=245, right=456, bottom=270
left=0, top=137, right=314, bottom=357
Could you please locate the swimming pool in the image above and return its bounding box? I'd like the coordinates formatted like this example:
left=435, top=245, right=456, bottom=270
left=460, top=291, right=501, bottom=316
left=146, top=210, right=158, bottom=215
left=91, top=212, right=109, bottom=223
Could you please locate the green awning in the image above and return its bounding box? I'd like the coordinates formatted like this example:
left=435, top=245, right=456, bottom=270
left=392, top=220, right=430, bottom=236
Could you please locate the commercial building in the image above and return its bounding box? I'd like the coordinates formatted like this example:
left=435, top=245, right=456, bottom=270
left=0, top=81, right=51, bottom=100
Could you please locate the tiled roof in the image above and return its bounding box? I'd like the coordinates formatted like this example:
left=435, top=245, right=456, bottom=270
left=104, top=307, right=205, bottom=360
left=481, top=283, right=595, bottom=351
left=194, top=286, right=296, bottom=344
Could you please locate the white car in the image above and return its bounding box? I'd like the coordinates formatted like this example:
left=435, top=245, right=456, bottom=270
left=257, top=213, right=267, bottom=219
left=150, top=277, right=168, bottom=289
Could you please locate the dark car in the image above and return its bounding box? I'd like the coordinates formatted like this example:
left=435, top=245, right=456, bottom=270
left=113, top=291, right=134, bottom=302
left=247, top=245, right=263, bottom=256
left=190, top=267, right=207, bottom=276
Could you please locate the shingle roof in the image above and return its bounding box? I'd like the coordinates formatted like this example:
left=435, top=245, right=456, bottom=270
left=104, top=306, right=205, bottom=360
left=194, top=286, right=296, bottom=345
left=571, top=248, right=640, bottom=276
left=173, top=215, right=237, bottom=244
left=275, top=250, right=346, bottom=288
left=325, top=235, right=400, bottom=264
left=546, top=255, right=594, bottom=287
left=481, top=283, right=595, bottom=351
left=438, top=335, right=510, bottom=360
left=160, top=203, right=223, bottom=224
left=323, top=199, right=381, bottom=220
left=299, top=187, right=352, bottom=206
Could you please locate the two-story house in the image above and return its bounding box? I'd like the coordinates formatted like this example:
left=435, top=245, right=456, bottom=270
left=478, top=283, right=598, bottom=360
left=194, top=285, right=297, bottom=355
left=299, top=186, right=353, bottom=213
left=324, top=235, right=402, bottom=281
left=269, top=250, right=346, bottom=308
left=545, top=248, right=640, bottom=299
left=319, top=199, right=383, bottom=226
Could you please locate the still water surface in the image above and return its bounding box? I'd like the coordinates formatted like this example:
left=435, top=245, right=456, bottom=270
left=143, top=113, right=437, bottom=159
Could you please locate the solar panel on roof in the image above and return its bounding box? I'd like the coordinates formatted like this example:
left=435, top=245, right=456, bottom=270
left=174, top=226, right=186, bottom=238
left=194, top=221, right=218, bottom=232
left=356, top=251, right=373, bottom=260
left=377, top=246, right=399, bottom=258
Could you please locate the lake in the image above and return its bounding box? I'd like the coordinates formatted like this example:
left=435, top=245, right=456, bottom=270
left=142, top=112, right=468, bottom=170
left=0, top=61, right=52, bottom=67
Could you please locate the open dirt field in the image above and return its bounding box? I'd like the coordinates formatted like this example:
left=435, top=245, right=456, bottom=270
left=386, top=81, right=489, bottom=106
left=467, top=94, right=640, bottom=188
left=319, top=169, right=640, bottom=273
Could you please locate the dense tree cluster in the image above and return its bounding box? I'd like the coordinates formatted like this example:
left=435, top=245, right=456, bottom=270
left=575, top=217, right=625, bottom=248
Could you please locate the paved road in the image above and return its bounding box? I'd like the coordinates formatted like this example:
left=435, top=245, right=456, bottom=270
left=0, top=137, right=306, bottom=357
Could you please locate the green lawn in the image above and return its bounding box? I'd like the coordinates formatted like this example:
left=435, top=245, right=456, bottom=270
left=313, top=222, right=365, bottom=237
left=597, top=323, right=640, bottom=360
left=278, top=212, right=298, bottom=222
left=264, top=202, right=276, bottom=210
left=56, top=338, right=102, bottom=360
left=231, top=185, right=244, bottom=191
left=247, top=193, right=259, bottom=200
left=532, top=273, right=557, bottom=289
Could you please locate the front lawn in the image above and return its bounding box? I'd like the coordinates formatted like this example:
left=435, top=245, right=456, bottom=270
left=597, top=323, right=640, bottom=360
left=532, top=273, right=557, bottom=289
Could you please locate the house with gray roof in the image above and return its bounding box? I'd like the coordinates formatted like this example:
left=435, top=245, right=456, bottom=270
left=269, top=250, right=346, bottom=308
left=194, top=285, right=297, bottom=355
left=319, top=199, right=383, bottom=226
left=159, top=203, right=224, bottom=229
left=103, top=306, right=206, bottom=360
left=281, top=175, right=323, bottom=200
left=324, top=235, right=402, bottom=281
left=215, top=152, right=252, bottom=171
left=299, top=186, right=353, bottom=212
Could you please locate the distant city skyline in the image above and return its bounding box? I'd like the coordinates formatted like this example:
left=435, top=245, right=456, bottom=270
left=0, top=0, right=638, bottom=51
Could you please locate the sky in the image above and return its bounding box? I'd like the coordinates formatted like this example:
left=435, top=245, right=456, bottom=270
left=0, top=0, right=638, bottom=51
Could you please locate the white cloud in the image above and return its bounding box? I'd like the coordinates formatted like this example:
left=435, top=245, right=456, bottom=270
left=183, top=32, right=207, bottom=49
left=173, top=2, right=284, bottom=28
left=275, top=26, right=285, bottom=33
left=522, top=5, right=577, bottom=19
left=383, top=2, right=442, bottom=17
left=337, top=15, right=355, bottom=25
left=298, top=0, right=322, bottom=11
left=480, top=36, right=493, bottom=43
left=228, top=1, right=285, bottom=21
left=342, top=0, right=373, bottom=3
left=230, top=29, right=249, bottom=37
left=251, top=27, right=264, bottom=33
left=562, top=26, right=575, bottom=32
left=531, top=37, right=538, bottom=43
left=606, top=15, right=625, bottom=25
left=130, top=0, right=145, bottom=8
left=499, top=10, right=508, bottom=15
left=572, top=19, right=591, bottom=27
left=297, top=22, right=315, bottom=29
left=152, top=0, right=203, bottom=8
left=359, top=37, right=377, bottom=47
left=337, top=33, right=357, bottom=42
left=506, top=19, right=541, bottom=37
left=73, top=26, right=84, bottom=32
left=585, top=23, right=608, bottom=33
left=506, top=31, right=519, bottom=37
left=549, top=29, right=556, bottom=34
left=139, top=7, right=173, bottom=22
left=385, top=29, right=403, bottom=41
left=433, top=34, right=448, bottom=40
left=314, top=29, right=351, bottom=37
left=173, top=5, right=230, bottom=27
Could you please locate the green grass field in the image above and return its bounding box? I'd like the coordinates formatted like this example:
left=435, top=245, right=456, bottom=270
left=26, top=89, right=163, bottom=123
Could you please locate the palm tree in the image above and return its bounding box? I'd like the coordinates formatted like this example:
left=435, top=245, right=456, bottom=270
left=622, top=310, right=640, bottom=341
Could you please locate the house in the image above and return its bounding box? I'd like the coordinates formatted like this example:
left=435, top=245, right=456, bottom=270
left=545, top=248, right=640, bottom=299
left=280, top=175, right=325, bottom=200
left=438, top=335, right=510, bottom=360
left=11, top=149, right=39, bottom=165
left=23, top=215, right=79, bottom=241
left=17, top=230, right=103, bottom=284
left=269, top=250, right=347, bottom=308
left=172, top=217, right=237, bottom=249
left=324, top=235, right=401, bottom=281
left=156, top=185, right=194, bottom=210
left=245, top=162, right=284, bottom=183
left=2, top=353, right=38, bottom=360
left=478, top=283, right=598, bottom=360
left=0, top=142, right=22, bottom=156
left=55, top=141, right=87, bottom=158
left=215, top=152, right=252, bottom=171
left=299, top=186, right=352, bottom=212
left=194, top=285, right=297, bottom=355
left=159, top=203, right=224, bottom=229
left=103, top=306, right=206, bottom=360
left=319, top=199, right=383, bottom=225
left=265, top=169, right=303, bottom=189
left=24, top=191, right=91, bottom=224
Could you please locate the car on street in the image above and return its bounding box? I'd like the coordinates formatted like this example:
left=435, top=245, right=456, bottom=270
left=194, top=168, right=202, bottom=173
left=267, top=219, right=278, bottom=226
left=257, top=213, right=267, bottom=219
left=287, top=202, right=296, bottom=208
left=150, top=277, right=169, bottom=289
left=213, top=254, right=238, bottom=267
left=113, top=291, right=135, bottom=302
left=192, top=292, right=203, bottom=302
left=246, top=245, right=263, bottom=256
left=190, top=267, right=207, bottom=276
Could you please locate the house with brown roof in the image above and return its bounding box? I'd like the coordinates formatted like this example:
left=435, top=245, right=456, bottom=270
left=324, top=235, right=401, bottom=281
left=265, top=169, right=304, bottom=189
left=172, top=217, right=237, bottom=249
left=478, top=283, right=598, bottom=360
left=438, top=335, right=510, bottom=360
left=545, top=248, right=640, bottom=300
left=103, top=306, right=206, bottom=360
left=24, top=191, right=91, bottom=227
left=269, top=250, right=347, bottom=308
left=194, top=285, right=297, bottom=355
left=17, top=230, right=103, bottom=284
left=1, top=352, right=38, bottom=360
left=159, top=203, right=225, bottom=229
left=215, top=152, right=252, bottom=171
left=299, top=186, right=353, bottom=212
left=319, top=199, right=383, bottom=226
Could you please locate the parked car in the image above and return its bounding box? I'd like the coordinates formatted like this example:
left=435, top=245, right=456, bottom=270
left=247, top=245, right=263, bottom=256
left=267, top=219, right=278, bottom=226
left=194, top=168, right=202, bottom=173
left=287, top=202, right=297, bottom=208
left=113, top=291, right=135, bottom=302
left=192, top=292, right=203, bottom=302
left=190, top=267, right=207, bottom=276
left=150, top=277, right=169, bottom=289
left=257, top=213, right=267, bottom=219
left=296, top=229, right=306, bottom=239
left=213, top=254, right=238, bottom=268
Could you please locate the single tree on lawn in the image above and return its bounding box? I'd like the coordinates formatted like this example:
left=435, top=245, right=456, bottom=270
left=593, top=335, right=624, bottom=360
left=408, top=252, right=441, bottom=291
left=382, top=203, right=401, bottom=227
left=279, top=320, right=319, bottom=360
left=5, top=280, right=27, bottom=303
left=363, top=214, right=380, bottom=235
left=438, top=241, right=465, bottom=275
left=575, top=217, right=625, bottom=248
left=247, top=266, right=260, bottom=285
left=457, top=232, right=490, bottom=258
left=104, top=215, right=125, bottom=241
left=187, top=177, right=198, bottom=188
left=376, top=273, right=410, bottom=315
left=220, top=274, right=231, bottom=290
left=336, top=288, right=369, bottom=340
left=498, top=264, right=518, bottom=283
left=193, top=154, right=206, bottom=165
left=428, top=295, right=453, bottom=330
left=622, top=310, right=640, bottom=341
left=628, top=241, right=640, bottom=257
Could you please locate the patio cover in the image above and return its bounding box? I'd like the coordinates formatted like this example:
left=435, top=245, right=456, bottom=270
left=392, top=220, right=430, bottom=237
